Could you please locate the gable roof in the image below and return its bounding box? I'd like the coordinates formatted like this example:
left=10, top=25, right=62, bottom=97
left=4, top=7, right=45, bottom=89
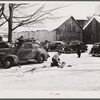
left=47, top=16, right=83, bottom=31
left=83, top=16, right=100, bottom=30
left=15, top=16, right=83, bottom=32
left=43, top=16, right=72, bottom=31
left=71, top=16, right=83, bottom=31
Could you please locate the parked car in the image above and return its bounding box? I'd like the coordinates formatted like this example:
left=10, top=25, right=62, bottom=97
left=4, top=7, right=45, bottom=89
left=46, top=41, right=73, bottom=53
left=52, top=41, right=65, bottom=51
left=68, top=40, right=88, bottom=53
left=0, top=39, right=49, bottom=68
left=90, top=42, right=100, bottom=56
left=0, top=41, right=9, bottom=48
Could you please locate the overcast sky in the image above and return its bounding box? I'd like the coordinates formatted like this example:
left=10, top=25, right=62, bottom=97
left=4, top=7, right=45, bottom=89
left=1, top=1, right=100, bottom=33
left=44, top=1, right=100, bottom=19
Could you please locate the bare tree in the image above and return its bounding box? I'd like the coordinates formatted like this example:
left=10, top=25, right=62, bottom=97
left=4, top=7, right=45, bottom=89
left=0, top=4, right=7, bottom=27
left=2, top=3, right=69, bottom=43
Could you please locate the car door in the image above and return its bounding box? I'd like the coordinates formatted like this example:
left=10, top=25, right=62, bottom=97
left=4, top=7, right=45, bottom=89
left=18, top=42, right=37, bottom=60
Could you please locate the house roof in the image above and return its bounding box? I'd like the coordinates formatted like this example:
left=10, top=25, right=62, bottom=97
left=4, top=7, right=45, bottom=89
left=45, top=16, right=71, bottom=31
left=41, top=16, right=83, bottom=31
left=14, top=16, right=72, bottom=32
left=83, top=16, right=100, bottom=30
left=15, top=15, right=83, bottom=32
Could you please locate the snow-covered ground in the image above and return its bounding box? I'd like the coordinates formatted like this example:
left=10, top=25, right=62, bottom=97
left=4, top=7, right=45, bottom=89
left=1, top=44, right=100, bottom=98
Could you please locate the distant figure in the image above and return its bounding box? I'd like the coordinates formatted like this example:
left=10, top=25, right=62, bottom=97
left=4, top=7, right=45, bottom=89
left=17, top=36, right=24, bottom=49
left=76, top=43, right=81, bottom=58
left=0, top=36, right=3, bottom=41
left=43, top=40, right=49, bottom=52
left=51, top=51, right=62, bottom=68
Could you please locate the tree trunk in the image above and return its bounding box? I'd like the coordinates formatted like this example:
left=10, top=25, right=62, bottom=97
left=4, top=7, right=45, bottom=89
left=8, top=4, right=13, bottom=43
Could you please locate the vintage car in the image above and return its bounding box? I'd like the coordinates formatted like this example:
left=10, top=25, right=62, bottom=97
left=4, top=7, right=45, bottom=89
left=68, top=40, right=88, bottom=53
left=90, top=42, right=100, bottom=56
left=46, top=41, right=73, bottom=53
left=0, top=41, right=9, bottom=48
left=0, top=39, right=49, bottom=68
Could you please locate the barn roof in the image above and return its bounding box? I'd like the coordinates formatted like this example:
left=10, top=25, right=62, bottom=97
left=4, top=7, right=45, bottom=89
left=83, top=16, right=100, bottom=30
left=15, top=16, right=82, bottom=32
left=44, top=16, right=72, bottom=31
left=47, top=16, right=83, bottom=31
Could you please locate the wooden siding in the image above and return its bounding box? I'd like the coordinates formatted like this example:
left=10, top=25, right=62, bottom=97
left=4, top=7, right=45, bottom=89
left=83, top=19, right=100, bottom=44
left=12, top=30, right=56, bottom=42
left=56, top=17, right=83, bottom=42
left=76, top=20, right=88, bottom=28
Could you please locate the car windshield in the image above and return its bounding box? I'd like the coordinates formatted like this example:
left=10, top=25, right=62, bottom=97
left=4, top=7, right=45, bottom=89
left=69, top=42, right=78, bottom=45
left=69, top=41, right=83, bottom=45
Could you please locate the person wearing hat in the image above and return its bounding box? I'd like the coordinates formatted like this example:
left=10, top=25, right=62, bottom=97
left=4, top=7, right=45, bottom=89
left=51, top=50, right=62, bottom=67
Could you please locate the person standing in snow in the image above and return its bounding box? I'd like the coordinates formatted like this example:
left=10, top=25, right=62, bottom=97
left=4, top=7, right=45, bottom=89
left=0, top=36, right=3, bottom=41
left=76, top=43, right=81, bottom=58
left=51, top=51, right=62, bottom=68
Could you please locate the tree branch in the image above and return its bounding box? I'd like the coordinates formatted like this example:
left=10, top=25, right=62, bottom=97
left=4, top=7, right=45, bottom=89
left=12, top=4, right=71, bottom=30
left=0, top=20, right=7, bottom=27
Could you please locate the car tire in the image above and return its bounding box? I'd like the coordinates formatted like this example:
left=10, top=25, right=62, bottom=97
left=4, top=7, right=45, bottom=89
left=2, top=58, right=13, bottom=69
left=38, top=55, right=44, bottom=63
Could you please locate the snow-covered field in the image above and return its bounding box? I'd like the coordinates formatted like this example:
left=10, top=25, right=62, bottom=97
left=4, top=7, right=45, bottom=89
left=1, top=45, right=100, bottom=98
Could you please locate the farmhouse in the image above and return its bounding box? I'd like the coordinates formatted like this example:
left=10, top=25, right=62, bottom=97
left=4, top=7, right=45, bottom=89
left=83, top=16, right=100, bottom=44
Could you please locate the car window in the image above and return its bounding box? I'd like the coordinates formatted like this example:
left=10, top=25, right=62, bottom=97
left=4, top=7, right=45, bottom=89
left=24, top=43, right=33, bottom=49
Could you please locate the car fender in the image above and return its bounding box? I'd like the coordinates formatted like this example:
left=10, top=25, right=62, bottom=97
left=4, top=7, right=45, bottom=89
left=37, top=52, right=45, bottom=59
left=0, top=53, right=18, bottom=64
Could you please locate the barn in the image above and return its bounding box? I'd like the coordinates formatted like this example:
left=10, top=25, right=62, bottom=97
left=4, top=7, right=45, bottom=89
left=83, top=16, right=100, bottom=44
left=12, top=16, right=83, bottom=43
left=76, top=18, right=88, bottom=28
left=55, top=16, right=83, bottom=43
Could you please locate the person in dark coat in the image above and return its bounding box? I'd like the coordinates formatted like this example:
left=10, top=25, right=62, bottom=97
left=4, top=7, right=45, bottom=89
left=76, top=43, right=81, bottom=58
left=0, top=36, right=3, bottom=41
left=17, top=36, right=24, bottom=49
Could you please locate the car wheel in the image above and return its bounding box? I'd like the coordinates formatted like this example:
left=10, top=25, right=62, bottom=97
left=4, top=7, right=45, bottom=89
left=2, top=58, right=13, bottom=69
left=38, top=55, right=44, bottom=63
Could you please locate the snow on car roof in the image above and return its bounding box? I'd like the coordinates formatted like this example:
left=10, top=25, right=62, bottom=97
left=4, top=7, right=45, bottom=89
left=53, top=41, right=65, bottom=44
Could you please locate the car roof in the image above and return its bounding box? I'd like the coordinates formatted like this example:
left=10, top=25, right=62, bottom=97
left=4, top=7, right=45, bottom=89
left=53, top=41, right=65, bottom=44
left=70, top=40, right=83, bottom=43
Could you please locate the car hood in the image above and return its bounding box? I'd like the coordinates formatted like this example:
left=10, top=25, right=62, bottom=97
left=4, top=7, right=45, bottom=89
left=0, top=48, right=15, bottom=54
